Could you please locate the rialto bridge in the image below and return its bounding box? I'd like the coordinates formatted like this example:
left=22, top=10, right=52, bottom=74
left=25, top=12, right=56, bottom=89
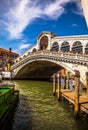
left=11, top=32, right=88, bottom=87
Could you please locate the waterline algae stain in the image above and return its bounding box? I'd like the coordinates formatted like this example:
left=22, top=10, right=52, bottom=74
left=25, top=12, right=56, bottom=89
left=10, top=80, right=88, bottom=130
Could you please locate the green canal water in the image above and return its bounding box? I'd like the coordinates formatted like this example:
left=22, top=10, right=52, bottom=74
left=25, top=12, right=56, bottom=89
left=10, top=80, right=88, bottom=130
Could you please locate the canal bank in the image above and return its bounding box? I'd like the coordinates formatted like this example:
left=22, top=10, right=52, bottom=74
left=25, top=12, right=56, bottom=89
left=0, top=85, right=19, bottom=130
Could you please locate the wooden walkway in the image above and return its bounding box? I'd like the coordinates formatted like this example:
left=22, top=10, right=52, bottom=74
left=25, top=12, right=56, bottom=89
left=57, top=89, right=88, bottom=114
left=53, top=70, right=88, bottom=118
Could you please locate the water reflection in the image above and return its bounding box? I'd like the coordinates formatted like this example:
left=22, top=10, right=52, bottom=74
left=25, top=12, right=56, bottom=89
left=9, top=80, right=88, bottom=130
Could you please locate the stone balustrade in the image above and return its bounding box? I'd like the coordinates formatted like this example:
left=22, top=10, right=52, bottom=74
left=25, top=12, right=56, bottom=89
left=11, top=51, right=88, bottom=70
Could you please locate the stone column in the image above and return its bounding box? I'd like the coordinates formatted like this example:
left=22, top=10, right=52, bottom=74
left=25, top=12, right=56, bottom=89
left=86, top=72, right=88, bottom=96
left=74, top=70, right=80, bottom=119
left=83, top=46, right=85, bottom=54
left=53, top=74, right=56, bottom=96
left=57, top=72, right=61, bottom=100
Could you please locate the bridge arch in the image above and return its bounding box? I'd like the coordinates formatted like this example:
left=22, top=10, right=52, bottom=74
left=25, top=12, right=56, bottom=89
left=85, top=43, right=88, bottom=54
left=32, top=48, right=37, bottom=53
left=72, top=41, right=83, bottom=53
left=13, top=58, right=75, bottom=80
left=39, top=35, right=48, bottom=50
left=61, top=41, right=70, bottom=52
left=51, top=42, right=59, bottom=52
left=12, top=51, right=88, bottom=87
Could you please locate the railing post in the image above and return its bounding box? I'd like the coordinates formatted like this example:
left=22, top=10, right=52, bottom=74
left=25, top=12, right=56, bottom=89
left=57, top=72, right=61, bottom=100
left=74, top=70, right=80, bottom=119
left=53, top=74, right=56, bottom=96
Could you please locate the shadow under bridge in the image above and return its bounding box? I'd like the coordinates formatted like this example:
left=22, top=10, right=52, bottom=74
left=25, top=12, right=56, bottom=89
left=15, top=60, right=63, bottom=80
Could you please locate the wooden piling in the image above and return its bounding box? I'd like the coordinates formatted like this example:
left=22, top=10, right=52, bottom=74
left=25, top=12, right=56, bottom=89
left=67, top=72, right=70, bottom=89
left=57, top=72, right=61, bottom=100
left=63, top=75, right=66, bottom=89
left=86, top=72, right=88, bottom=96
left=53, top=74, right=56, bottom=96
left=74, top=70, right=80, bottom=119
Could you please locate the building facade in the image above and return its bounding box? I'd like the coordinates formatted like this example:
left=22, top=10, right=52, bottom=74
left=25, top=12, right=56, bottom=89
left=81, top=0, right=88, bottom=27
left=0, top=48, right=19, bottom=72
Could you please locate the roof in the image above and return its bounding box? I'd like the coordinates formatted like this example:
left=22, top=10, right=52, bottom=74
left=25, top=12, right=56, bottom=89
left=0, top=48, right=19, bottom=55
left=37, top=31, right=57, bottom=40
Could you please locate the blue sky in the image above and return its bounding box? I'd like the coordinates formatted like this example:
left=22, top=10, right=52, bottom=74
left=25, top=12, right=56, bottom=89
left=0, top=0, right=88, bottom=54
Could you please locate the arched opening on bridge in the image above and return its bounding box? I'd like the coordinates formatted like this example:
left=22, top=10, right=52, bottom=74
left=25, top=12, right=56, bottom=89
left=72, top=41, right=83, bottom=53
left=61, top=41, right=70, bottom=52
left=51, top=42, right=59, bottom=52
left=85, top=43, right=88, bottom=54
left=39, top=36, right=48, bottom=50
left=32, top=48, right=37, bottom=53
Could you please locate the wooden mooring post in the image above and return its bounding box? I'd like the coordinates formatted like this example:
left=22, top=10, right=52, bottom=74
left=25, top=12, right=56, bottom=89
left=67, top=72, right=70, bottom=89
left=57, top=72, right=61, bottom=101
left=53, top=74, right=56, bottom=96
left=74, top=70, right=80, bottom=119
left=63, top=75, right=66, bottom=89
left=86, top=72, right=88, bottom=96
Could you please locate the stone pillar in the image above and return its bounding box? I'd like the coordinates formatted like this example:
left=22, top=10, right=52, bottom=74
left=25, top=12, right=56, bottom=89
left=57, top=72, right=61, bottom=100
left=86, top=72, right=88, bottom=96
left=53, top=74, right=56, bottom=96
left=74, top=70, right=80, bottom=119
left=83, top=47, right=85, bottom=54
left=70, top=46, right=72, bottom=52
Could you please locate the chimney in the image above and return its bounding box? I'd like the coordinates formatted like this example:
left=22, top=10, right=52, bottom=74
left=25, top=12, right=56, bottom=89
left=9, top=48, right=12, bottom=53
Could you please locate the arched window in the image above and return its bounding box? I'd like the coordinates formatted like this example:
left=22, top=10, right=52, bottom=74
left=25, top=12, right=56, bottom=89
left=32, top=48, right=37, bottom=53
left=85, top=43, right=88, bottom=54
left=61, top=41, right=70, bottom=52
left=72, top=41, right=83, bottom=53
left=51, top=42, right=59, bottom=52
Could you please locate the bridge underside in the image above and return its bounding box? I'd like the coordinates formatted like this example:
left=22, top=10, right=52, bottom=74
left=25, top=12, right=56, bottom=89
left=15, top=61, right=63, bottom=80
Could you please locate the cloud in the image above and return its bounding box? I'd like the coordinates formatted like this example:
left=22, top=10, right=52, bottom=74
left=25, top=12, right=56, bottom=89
left=71, top=0, right=83, bottom=16
left=19, top=43, right=31, bottom=49
left=1, top=0, right=82, bottom=39
left=4, top=0, right=42, bottom=39
left=13, top=42, right=32, bottom=54
left=43, top=0, right=65, bottom=20
left=72, top=23, right=80, bottom=27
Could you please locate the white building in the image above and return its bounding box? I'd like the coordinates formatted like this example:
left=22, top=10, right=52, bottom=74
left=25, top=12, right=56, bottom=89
left=81, top=0, right=88, bottom=27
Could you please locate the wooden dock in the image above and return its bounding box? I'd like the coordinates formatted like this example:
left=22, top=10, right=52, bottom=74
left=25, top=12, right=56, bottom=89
left=53, top=70, right=88, bottom=118
left=81, top=103, right=88, bottom=114
left=56, top=88, right=88, bottom=116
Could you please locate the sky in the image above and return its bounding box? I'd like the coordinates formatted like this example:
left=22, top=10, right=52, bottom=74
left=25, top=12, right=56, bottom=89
left=0, top=0, right=88, bottom=54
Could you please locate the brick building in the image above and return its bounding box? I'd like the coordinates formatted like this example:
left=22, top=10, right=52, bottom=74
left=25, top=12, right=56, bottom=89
left=0, top=48, right=19, bottom=72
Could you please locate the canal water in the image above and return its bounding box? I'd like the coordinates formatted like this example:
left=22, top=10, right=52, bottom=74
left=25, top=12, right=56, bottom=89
left=10, top=80, right=88, bottom=130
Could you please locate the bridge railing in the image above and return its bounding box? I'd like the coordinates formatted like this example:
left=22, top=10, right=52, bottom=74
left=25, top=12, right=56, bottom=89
left=11, top=51, right=88, bottom=70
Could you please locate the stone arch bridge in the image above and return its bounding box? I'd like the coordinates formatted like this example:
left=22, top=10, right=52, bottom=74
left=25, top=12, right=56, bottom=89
left=11, top=51, right=88, bottom=87
left=11, top=32, right=88, bottom=87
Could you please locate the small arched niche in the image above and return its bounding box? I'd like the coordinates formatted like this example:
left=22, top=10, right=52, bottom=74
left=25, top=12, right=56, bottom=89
left=39, top=36, right=48, bottom=50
